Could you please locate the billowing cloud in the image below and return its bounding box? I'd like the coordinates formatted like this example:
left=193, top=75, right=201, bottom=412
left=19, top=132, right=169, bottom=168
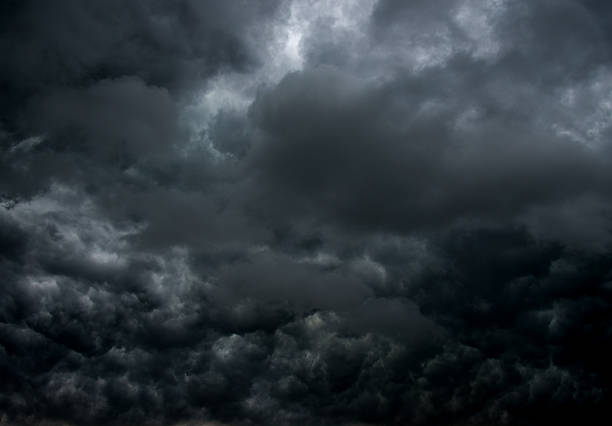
left=1, top=0, right=612, bottom=425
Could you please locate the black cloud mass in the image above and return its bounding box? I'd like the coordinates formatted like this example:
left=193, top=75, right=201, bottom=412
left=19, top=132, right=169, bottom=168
left=2, top=0, right=612, bottom=425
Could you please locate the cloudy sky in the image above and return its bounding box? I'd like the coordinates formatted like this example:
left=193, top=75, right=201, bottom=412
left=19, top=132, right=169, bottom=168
left=1, top=0, right=612, bottom=424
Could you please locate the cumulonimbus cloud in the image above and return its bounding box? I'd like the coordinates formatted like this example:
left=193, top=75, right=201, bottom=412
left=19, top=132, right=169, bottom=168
left=1, top=0, right=612, bottom=425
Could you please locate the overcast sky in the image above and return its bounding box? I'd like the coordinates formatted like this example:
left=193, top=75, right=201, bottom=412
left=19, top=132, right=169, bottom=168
left=2, top=0, right=612, bottom=425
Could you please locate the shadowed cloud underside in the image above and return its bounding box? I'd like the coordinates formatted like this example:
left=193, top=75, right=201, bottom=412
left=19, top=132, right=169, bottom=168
left=1, top=0, right=612, bottom=425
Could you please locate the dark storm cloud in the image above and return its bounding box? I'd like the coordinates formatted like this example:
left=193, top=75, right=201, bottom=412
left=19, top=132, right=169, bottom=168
left=0, top=0, right=280, bottom=202
left=2, top=0, right=612, bottom=425
left=247, top=65, right=612, bottom=235
left=0, top=0, right=278, bottom=96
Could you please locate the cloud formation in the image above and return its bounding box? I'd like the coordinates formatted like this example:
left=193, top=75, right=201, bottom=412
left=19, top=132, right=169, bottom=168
left=1, top=0, right=612, bottom=425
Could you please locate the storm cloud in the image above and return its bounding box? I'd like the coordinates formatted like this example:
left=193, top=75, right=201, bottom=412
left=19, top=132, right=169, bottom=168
left=1, top=0, right=612, bottom=425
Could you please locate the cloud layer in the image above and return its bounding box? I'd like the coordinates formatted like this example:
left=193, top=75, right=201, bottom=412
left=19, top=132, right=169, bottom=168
left=2, top=0, right=612, bottom=424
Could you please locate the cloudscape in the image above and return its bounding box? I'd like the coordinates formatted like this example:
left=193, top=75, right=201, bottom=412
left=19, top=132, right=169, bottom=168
left=2, top=1, right=612, bottom=424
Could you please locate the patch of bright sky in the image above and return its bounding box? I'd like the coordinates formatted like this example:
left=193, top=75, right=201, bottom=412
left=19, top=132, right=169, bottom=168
left=182, top=0, right=377, bottom=158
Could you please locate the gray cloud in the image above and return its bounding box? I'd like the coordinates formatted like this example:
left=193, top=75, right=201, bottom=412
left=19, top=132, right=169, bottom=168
left=2, top=0, right=612, bottom=425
